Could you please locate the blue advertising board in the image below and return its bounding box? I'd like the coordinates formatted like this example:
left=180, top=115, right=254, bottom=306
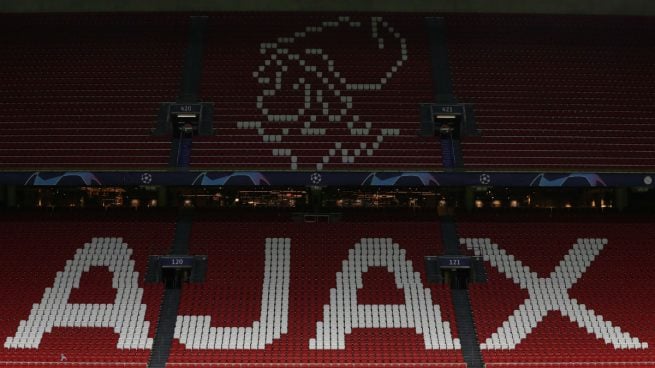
left=0, top=170, right=652, bottom=188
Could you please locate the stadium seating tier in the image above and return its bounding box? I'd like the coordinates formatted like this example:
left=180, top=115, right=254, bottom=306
left=459, top=214, right=655, bottom=366
left=0, top=210, right=175, bottom=366
left=0, top=15, right=187, bottom=169
left=447, top=15, right=655, bottom=170
left=169, top=220, right=463, bottom=366
left=192, top=14, right=442, bottom=171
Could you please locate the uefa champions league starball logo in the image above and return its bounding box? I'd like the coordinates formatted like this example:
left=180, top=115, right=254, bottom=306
left=479, top=173, right=491, bottom=185
left=140, top=173, right=153, bottom=184
left=310, top=172, right=322, bottom=185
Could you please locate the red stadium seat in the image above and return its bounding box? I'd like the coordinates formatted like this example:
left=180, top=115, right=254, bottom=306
left=447, top=14, right=655, bottom=171
left=167, top=218, right=464, bottom=366
left=0, top=210, right=175, bottom=366
left=458, top=212, right=655, bottom=366
left=191, top=14, right=443, bottom=171
left=0, top=14, right=187, bottom=169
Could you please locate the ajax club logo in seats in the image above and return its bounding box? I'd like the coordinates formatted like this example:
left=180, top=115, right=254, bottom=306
left=238, top=16, right=409, bottom=171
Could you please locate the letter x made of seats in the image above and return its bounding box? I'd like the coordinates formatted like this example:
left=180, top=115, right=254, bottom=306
left=461, top=237, right=647, bottom=350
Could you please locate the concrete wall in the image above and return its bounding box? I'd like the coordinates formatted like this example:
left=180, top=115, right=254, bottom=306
left=1, top=0, right=654, bottom=16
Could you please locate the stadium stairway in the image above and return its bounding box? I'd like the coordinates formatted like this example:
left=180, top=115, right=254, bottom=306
left=425, top=17, right=454, bottom=106
left=179, top=16, right=208, bottom=103
left=440, top=218, right=461, bottom=256
left=170, top=137, right=193, bottom=167
left=452, top=290, right=483, bottom=368
left=426, top=17, right=463, bottom=170
left=169, top=16, right=208, bottom=168
left=441, top=136, right=456, bottom=168
left=171, top=209, right=193, bottom=255
left=441, top=217, right=484, bottom=368
left=148, top=209, right=193, bottom=368
left=149, top=289, right=182, bottom=368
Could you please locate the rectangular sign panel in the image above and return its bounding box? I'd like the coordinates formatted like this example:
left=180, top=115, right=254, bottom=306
left=438, top=256, right=471, bottom=269
left=170, top=103, right=202, bottom=114
left=431, top=104, right=464, bottom=115
left=160, top=256, right=194, bottom=268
